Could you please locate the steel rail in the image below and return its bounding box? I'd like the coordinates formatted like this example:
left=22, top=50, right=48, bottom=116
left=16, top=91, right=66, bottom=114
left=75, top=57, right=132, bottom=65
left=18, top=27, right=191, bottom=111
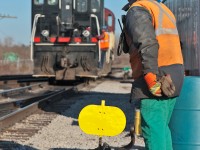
left=0, top=88, right=66, bottom=132
left=0, top=83, right=44, bottom=97
left=0, top=79, right=96, bottom=132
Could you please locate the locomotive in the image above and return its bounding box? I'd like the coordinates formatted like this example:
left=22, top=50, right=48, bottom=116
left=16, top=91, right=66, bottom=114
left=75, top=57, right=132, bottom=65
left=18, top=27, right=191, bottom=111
left=31, top=0, right=115, bottom=80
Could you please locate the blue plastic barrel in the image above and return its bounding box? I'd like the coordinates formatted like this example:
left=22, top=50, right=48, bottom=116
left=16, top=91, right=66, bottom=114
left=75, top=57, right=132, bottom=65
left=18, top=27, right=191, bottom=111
left=169, top=76, right=200, bottom=150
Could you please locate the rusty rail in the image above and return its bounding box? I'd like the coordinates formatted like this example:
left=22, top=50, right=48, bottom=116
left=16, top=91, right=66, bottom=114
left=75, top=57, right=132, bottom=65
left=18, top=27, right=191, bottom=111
left=0, top=88, right=66, bottom=132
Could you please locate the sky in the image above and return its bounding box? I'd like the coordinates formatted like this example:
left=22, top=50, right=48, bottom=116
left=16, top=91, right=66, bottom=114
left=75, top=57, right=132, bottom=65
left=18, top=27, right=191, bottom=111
left=0, top=0, right=127, bottom=45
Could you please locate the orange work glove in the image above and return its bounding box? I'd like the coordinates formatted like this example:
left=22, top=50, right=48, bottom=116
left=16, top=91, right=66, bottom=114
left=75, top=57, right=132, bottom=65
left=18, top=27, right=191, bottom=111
left=144, top=72, right=162, bottom=97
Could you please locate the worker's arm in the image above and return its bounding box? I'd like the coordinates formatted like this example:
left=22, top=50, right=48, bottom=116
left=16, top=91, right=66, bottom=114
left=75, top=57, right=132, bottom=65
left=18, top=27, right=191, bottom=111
left=125, top=6, right=159, bottom=75
left=126, top=6, right=162, bottom=96
left=96, top=32, right=105, bottom=40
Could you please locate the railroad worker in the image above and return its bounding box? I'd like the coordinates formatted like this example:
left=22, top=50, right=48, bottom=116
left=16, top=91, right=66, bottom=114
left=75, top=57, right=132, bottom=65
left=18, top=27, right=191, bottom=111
left=96, top=28, right=110, bottom=69
left=122, top=0, right=184, bottom=149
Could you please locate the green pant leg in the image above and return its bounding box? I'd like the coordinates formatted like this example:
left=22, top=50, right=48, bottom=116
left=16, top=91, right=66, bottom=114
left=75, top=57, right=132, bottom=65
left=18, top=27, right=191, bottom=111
left=140, top=98, right=176, bottom=150
left=166, top=98, right=176, bottom=150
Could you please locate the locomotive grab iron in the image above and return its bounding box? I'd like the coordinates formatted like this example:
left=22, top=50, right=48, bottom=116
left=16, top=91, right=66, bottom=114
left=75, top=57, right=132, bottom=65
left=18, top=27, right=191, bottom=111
left=31, top=0, right=115, bottom=80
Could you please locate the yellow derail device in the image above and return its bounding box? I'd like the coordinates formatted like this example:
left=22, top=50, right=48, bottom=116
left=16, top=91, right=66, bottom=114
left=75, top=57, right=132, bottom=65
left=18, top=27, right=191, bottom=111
left=78, top=100, right=126, bottom=145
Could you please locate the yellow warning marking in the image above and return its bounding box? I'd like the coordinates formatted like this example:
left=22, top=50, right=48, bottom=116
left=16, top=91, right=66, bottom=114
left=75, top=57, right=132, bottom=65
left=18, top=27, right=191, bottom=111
left=78, top=100, right=126, bottom=136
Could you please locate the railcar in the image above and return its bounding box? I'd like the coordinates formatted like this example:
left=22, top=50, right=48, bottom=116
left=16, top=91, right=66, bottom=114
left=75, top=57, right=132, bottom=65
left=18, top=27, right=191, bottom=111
left=31, top=0, right=115, bottom=80
left=166, top=0, right=200, bottom=76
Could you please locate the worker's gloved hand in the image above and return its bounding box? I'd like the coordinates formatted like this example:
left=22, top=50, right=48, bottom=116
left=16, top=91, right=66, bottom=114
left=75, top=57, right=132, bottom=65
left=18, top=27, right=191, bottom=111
left=144, top=72, right=162, bottom=97
left=159, top=74, right=176, bottom=97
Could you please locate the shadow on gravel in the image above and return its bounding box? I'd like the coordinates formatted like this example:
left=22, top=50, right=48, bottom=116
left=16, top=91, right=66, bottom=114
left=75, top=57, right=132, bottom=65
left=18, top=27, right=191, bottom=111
left=42, top=91, right=136, bottom=133
left=49, top=148, right=82, bottom=150
left=50, top=145, right=146, bottom=150
left=42, top=91, right=137, bottom=135
left=40, top=90, right=144, bottom=150
left=0, top=140, right=38, bottom=150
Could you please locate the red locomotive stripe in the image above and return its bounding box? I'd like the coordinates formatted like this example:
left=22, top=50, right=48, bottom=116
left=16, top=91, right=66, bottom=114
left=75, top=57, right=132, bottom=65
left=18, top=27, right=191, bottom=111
left=58, top=37, right=71, bottom=42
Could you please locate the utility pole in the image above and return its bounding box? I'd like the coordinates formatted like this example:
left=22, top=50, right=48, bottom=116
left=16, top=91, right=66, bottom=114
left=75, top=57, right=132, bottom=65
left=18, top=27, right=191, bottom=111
left=0, top=14, right=17, bottom=19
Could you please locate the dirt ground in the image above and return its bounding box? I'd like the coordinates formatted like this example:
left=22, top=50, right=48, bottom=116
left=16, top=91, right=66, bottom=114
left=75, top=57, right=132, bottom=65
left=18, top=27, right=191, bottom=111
left=112, top=53, right=130, bottom=69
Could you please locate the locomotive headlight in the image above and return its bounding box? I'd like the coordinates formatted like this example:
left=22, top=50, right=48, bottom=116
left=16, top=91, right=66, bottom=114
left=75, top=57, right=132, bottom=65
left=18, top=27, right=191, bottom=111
left=41, top=30, right=49, bottom=37
left=82, top=30, right=90, bottom=37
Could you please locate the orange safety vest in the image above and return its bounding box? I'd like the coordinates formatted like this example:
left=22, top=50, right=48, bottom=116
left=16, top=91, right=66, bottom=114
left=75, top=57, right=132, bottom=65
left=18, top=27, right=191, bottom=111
left=129, top=0, right=183, bottom=67
left=100, top=32, right=109, bottom=50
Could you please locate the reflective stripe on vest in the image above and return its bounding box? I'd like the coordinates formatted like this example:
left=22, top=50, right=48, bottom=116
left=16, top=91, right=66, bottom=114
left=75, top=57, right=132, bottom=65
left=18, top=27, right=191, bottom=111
left=130, top=0, right=183, bottom=66
left=100, top=32, right=109, bottom=49
left=150, top=0, right=178, bottom=36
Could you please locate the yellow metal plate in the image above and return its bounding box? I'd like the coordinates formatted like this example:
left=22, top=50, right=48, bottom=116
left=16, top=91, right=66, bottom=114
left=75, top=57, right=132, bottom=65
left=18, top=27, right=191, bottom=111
left=78, top=100, right=126, bottom=136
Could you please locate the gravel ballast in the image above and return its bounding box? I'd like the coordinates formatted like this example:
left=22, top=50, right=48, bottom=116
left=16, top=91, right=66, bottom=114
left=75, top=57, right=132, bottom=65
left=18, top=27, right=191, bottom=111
left=18, top=80, right=145, bottom=149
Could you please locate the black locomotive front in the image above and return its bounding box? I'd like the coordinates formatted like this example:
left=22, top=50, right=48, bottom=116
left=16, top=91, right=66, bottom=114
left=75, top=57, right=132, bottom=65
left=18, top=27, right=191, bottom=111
left=31, top=0, right=111, bottom=80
